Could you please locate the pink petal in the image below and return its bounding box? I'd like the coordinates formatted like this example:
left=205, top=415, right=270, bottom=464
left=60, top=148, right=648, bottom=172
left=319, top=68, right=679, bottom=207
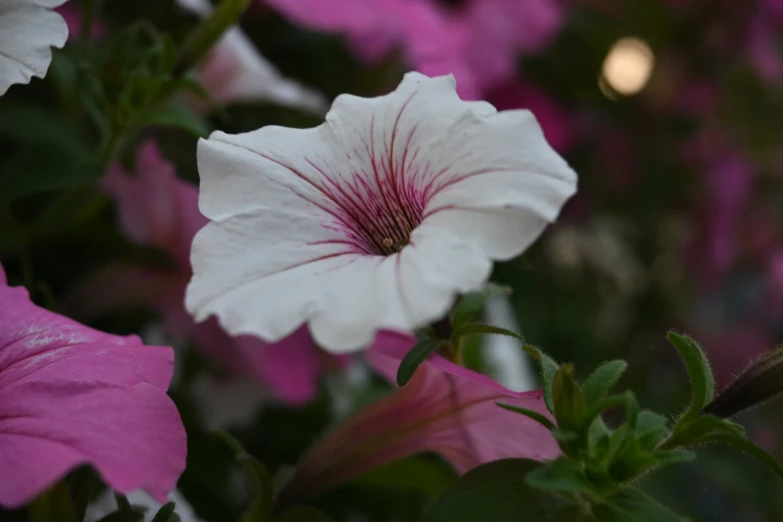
left=0, top=269, right=186, bottom=509
left=273, top=330, right=558, bottom=509
left=56, top=2, right=106, bottom=40
left=264, top=0, right=563, bottom=97
left=66, top=264, right=328, bottom=407
left=237, top=328, right=325, bottom=406
left=103, top=141, right=207, bottom=268
left=747, top=16, right=783, bottom=84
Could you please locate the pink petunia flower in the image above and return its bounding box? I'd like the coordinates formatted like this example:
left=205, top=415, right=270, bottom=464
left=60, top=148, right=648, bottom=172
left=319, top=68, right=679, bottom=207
left=747, top=15, right=783, bottom=84
left=701, top=150, right=754, bottom=279
left=186, top=72, right=577, bottom=352
left=0, top=263, right=186, bottom=509
left=272, top=330, right=559, bottom=511
left=68, top=141, right=332, bottom=406
left=262, top=0, right=563, bottom=98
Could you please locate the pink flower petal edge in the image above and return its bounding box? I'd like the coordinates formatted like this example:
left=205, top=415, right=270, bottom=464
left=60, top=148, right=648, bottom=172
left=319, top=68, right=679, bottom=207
left=370, top=329, right=546, bottom=399
left=263, top=0, right=564, bottom=98
left=0, top=263, right=186, bottom=509
left=273, top=330, right=558, bottom=510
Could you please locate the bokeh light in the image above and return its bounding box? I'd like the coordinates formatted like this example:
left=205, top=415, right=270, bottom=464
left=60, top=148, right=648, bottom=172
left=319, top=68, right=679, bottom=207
left=601, top=37, right=655, bottom=96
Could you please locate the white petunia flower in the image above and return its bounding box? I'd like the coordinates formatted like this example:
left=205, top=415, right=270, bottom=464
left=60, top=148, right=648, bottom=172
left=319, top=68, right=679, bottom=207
left=186, top=72, right=577, bottom=353
left=175, top=0, right=327, bottom=113
left=0, top=0, right=68, bottom=97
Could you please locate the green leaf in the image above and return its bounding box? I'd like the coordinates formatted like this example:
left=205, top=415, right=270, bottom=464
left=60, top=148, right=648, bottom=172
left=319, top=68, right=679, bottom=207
left=26, top=480, right=77, bottom=522
left=662, top=414, right=745, bottom=449
left=667, top=331, right=715, bottom=423
left=216, top=432, right=274, bottom=521
left=0, top=142, right=102, bottom=203
left=583, top=360, right=628, bottom=404
left=454, top=323, right=525, bottom=343
left=524, top=457, right=593, bottom=494
left=702, top=432, right=783, bottom=481
left=139, top=100, right=210, bottom=137
left=271, top=507, right=333, bottom=522
left=581, top=393, right=632, bottom=436
left=650, top=449, right=696, bottom=468
left=496, top=402, right=555, bottom=430
left=552, top=364, right=587, bottom=434
left=396, top=338, right=444, bottom=386
left=420, top=459, right=575, bottom=522
left=592, top=487, right=689, bottom=521
left=635, top=411, right=669, bottom=449
left=551, top=428, right=579, bottom=443
left=449, top=283, right=510, bottom=328
left=523, top=345, right=559, bottom=414
left=150, top=502, right=177, bottom=522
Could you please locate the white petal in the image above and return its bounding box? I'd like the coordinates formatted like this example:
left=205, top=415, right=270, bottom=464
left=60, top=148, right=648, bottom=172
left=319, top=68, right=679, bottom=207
left=305, top=225, right=490, bottom=352
left=423, top=109, right=577, bottom=260
left=394, top=222, right=491, bottom=325
left=0, top=1, right=68, bottom=96
left=207, top=29, right=328, bottom=113
left=186, top=209, right=359, bottom=341
left=175, top=0, right=327, bottom=113
left=174, top=0, right=211, bottom=17
left=483, top=295, right=538, bottom=392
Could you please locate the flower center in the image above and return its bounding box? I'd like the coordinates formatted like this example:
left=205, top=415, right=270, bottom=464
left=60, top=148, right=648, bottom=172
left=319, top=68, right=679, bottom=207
left=361, top=196, right=421, bottom=256
left=322, top=174, right=424, bottom=257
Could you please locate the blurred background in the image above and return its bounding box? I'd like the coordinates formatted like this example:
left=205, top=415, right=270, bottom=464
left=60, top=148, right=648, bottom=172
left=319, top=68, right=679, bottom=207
left=1, top=0, right=783, bottom=520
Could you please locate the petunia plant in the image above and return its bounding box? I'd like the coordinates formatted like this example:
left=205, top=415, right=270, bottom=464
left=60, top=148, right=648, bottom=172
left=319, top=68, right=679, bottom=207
left=416, top=330, right=783, bottom=521
left=4, top=0, right=783, bottom=521
left=212, top=318, right=783, bottom=521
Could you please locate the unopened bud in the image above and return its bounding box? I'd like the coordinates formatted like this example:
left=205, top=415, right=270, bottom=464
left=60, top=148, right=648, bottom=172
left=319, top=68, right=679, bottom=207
left=703, top=349, right=783, bottom=418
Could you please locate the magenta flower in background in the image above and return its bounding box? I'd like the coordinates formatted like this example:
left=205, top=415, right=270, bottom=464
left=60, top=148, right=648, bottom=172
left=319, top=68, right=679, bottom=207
left=701, top=150, right=754, bottom=280
left=681, top=134, right=754, bottom=284
left=56, top=1, right=106, bottom=41
left=693, top=327, right=770, bottom=389
left=763, top=0, right=783, bottom=23
left=262, top=0, right=563, bottom=98
left=488, top=79, right=575, bottom=153
left=273, top=330, right=559, bottom=511
left=67, top=141, right=332, bottom=406
left=0, top=263, right=185, bottom=509
left=746, top=15, right=783, bottom=84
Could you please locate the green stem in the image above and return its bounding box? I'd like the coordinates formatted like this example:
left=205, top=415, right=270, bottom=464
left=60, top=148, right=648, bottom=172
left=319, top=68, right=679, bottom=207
left=100, top=129, right=123, bottom=167
left=79, top=0, right=102, bottom=41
